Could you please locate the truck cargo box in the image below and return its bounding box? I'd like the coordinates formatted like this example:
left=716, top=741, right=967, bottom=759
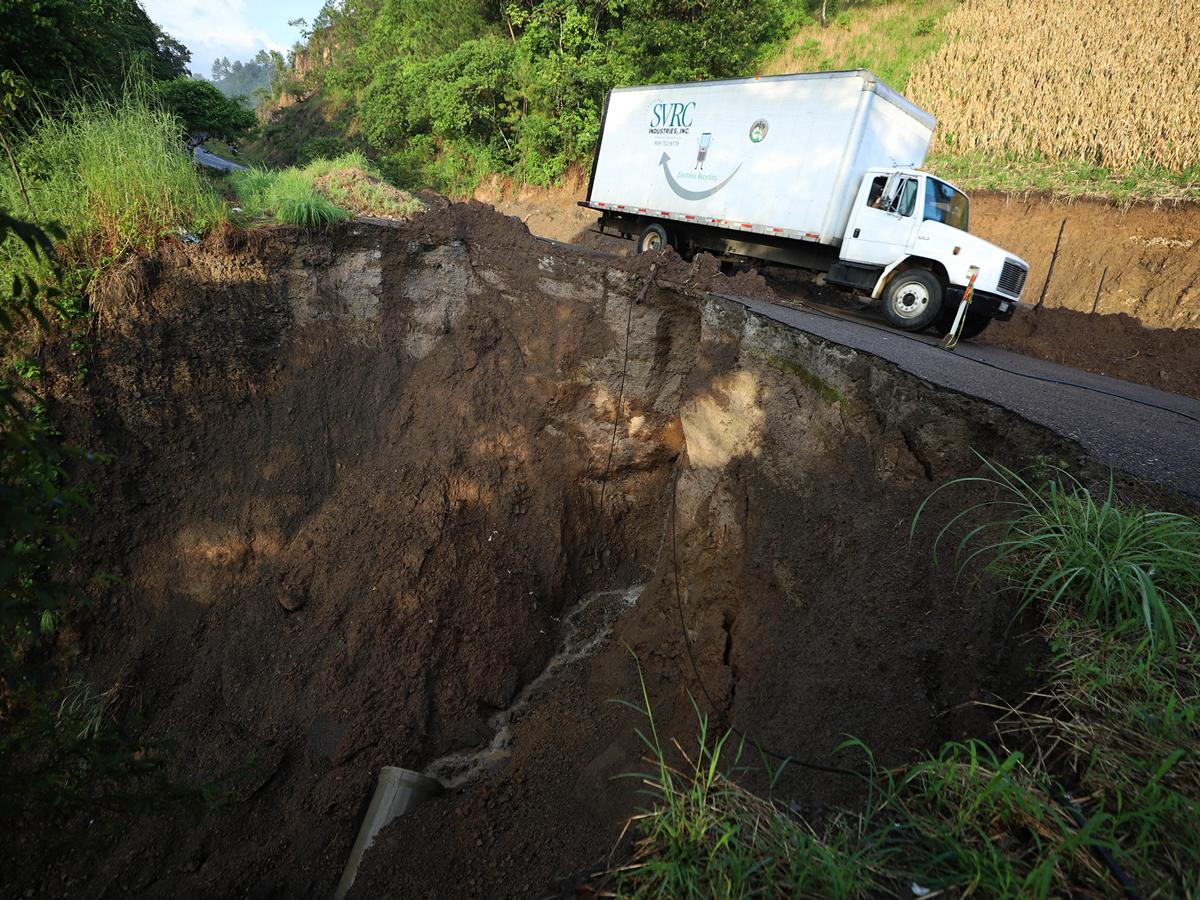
left=584, top=70, right=936, bottom=246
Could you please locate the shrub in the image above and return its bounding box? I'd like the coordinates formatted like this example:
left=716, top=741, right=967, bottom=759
left=155, top=77, right=257, bottom=143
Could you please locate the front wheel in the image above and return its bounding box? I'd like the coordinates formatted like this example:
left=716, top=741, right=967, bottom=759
left=637, top=222, right=670, bottom=254
left=882, top=269, right=944, bottom=331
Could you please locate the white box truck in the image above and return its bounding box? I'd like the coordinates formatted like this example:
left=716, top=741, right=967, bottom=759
left=580, top=69, right=1029, bottom=338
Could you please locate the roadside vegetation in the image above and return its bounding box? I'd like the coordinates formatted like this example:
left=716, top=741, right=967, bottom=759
left=1, top=5, right=234, bottom=846
left=760, top=0, right=959, bottom=92
left=619, top=458, right=1200, bottom=897
left=0, top=211, right=211, bottom=848
left=248, top=0, right=815, bottom=194
left=0, top=89, right=226, bottom=307
left=249, top=0, right=1200, bottom=204
left=229, top=152, right=421, bottom=226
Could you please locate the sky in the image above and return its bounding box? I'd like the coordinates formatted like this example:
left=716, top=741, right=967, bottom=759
left=142, top=0, right=320, bottom=80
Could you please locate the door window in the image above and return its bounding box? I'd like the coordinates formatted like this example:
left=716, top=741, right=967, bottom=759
left=896, top=178, right=918, bottom=217
left=866, top=175, right=918, bottom=216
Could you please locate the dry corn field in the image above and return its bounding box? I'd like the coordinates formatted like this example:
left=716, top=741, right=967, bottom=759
left=907, top=0, right=1200, bottom=172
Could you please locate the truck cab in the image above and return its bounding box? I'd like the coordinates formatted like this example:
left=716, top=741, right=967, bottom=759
left=831, top=168, right=1029, bottom=336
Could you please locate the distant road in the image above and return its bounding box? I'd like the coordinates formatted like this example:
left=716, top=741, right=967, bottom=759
left=192, top=147, right=246, bottom=172
left=718, top=292, right=1200, bottom=499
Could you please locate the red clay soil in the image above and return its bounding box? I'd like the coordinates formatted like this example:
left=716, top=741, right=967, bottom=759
left=6, top=202, right=1105, bottom=899
left=980, top=307, right=1200, bottom=400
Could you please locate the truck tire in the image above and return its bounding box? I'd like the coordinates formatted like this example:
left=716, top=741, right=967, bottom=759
left=637, top=223, right=670, bottom=253
left=882, top=269, right=943, bottom=331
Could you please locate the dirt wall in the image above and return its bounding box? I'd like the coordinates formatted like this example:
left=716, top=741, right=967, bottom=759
left=970, top=194, right=1200, bottom=328
left=9, top=203, right=1164, bottom=898
left=478, top=182, right=1200, bottom=331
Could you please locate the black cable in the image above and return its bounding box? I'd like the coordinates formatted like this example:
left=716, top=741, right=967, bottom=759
left=668, top=466, right=866, bottom=779
left=1058, top=793, right=1142, bottom=900
left=599, top=264, right=659, bottom=513
left=721, top=292, right=1200, bottom=427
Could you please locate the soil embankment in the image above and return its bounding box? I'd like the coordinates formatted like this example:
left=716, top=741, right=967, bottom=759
left=477, top=181, right=1200, bottom=399
left=11, top=202, right=1158, bottom=897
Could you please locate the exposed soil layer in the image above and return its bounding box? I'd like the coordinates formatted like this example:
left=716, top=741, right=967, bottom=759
left=8, top=201, right=1148, bottom=898
left=970, top=194, right=1200, bottom=330
left=979, top=307, right=1200, bottom=400
left=479, top=183, right=1200, bottom=399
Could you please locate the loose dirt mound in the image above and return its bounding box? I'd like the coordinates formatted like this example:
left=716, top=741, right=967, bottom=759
left=12, top=202, right=1122, bottom=898
left=981, top=307, right=1200, bottom=400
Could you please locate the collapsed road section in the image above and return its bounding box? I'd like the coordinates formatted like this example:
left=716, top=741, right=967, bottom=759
left=12, top=202, right=1192, bottom=898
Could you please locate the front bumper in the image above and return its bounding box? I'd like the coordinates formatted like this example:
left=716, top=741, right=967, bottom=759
left=947, top=286, right=1019, bottom=321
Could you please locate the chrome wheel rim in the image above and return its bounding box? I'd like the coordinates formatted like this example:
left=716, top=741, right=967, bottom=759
left=892, top=281, right=930, bottom=319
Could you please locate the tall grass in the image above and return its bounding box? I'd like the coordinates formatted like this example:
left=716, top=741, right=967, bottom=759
left=908, top=0, right=1200, bottom=174
left=914, top=457, right=1200, bottom=650
left=228, top=153, right=419, bottom=227
left=760, top=0, right=961, bottom=89
left=617, top=674, right=1136, bottom=897
left=229, top=167, right=348, bottom=227
left=0, top=92, right=225, bottom=283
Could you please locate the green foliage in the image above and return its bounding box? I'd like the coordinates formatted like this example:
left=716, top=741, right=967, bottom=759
left=0, top=212, right=217, bottom=848
left=0, top=213, right=77, bottom=655
left=0, top=0, right=191, bottom=120
left=296, top=135, right=348, bottom=166
left=155, top=78, right=257, bottom=143
left=230, top=159, right=352, bottom=227
left=0, top=90, right=226, bottom=291
left=618, top=679, right=1110, bottom=897
left=914, top=457, right=1200, bottom=650
left=361, top=35, right=519, bottom=191
left=621, top=618, right=1199, bottom=895
left=289, top=0, right=800, bottom=191
left=764, top=0, right=960, bottom=90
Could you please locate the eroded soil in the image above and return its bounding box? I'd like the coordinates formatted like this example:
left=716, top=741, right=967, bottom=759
left=8, top=202, right=1132, bottom=898
left=477, top=182, right=1200, bottom=400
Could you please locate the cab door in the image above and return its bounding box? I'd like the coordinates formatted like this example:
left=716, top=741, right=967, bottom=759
left=840, top=174, right=921, bottom=266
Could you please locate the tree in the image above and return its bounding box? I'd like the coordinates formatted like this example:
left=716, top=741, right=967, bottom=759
left=156, top=78, right=257, bottom=144
left=0, top=1, right=192, bottom=115
left=209, top=50, right=278, bottom=107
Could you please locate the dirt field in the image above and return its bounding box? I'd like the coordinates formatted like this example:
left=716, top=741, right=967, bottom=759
left=8, top=202, right=1165, bottom=897
left=476, top=181, right=1200, bottom=400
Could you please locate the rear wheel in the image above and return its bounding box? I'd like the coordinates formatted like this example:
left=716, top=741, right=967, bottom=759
left=882, top=268, right=944, bottom=331
left=637, top=222, right=670, bottom=253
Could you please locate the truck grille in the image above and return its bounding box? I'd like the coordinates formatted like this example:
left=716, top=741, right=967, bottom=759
left=997, top=259, right=1028, bottom=299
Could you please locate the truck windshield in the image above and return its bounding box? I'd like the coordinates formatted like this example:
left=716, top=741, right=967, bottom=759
left=923, top=178, right=970, bottom=231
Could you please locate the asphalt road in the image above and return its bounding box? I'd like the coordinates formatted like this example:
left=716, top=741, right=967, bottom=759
left=714, top=292, right=1200, bottom=499
left=193, top=146, right=246, bottom=172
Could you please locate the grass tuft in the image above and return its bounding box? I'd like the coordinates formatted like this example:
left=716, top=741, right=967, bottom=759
left=913, top=456, right=1200, bottom=650
left=228, top=153, right=420, bottom=227
left=621, top=459, right=1198, bottom=897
